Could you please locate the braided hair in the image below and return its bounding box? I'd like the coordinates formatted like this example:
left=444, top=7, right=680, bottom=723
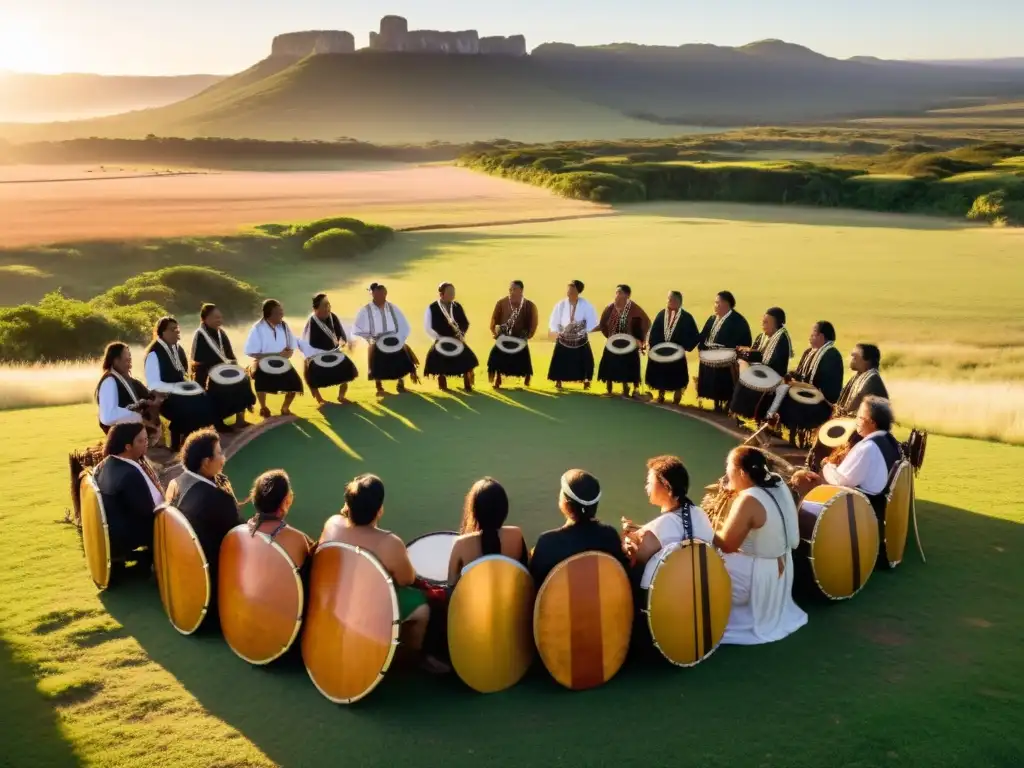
left=646, top=455, right=696, bottom=532
left=247, top=470, right=291, bottom=535
left=732, top=447, right=782, bottom=488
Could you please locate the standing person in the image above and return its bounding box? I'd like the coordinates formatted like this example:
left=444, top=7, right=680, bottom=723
left=301, top=293, right=359, bottom=407
left=423, top=282, right=478, bottom=392
left=244, top=299, right=304, bottom=418
left=645, top=291, right=700, bottom=405
left=697, top=290, right=753, bottom=412
left=190, top=303, right=255, bottom=431
left=487, top=280, right=539, bottom=389
left=352, top=282, right=419, bottom=397
left=144, top=316, right=217, bottom=449
left=714, top=447, right=807, bottom=646
left=597, top=284, right=651, bottom=398
left=95, top=341, right=163, bottom=444
left=547, top=280, right=600, bottom=390
left=739, top=306, right=793, bottom=377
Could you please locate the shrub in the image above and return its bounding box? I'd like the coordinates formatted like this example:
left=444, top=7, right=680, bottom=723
left=302, top=228, right=367, bottom=258
left=92, top=266, right=260, bottom=321
left=968, top=188, right=1024, bottom=226
left=289, top=216, right=369, bottom=240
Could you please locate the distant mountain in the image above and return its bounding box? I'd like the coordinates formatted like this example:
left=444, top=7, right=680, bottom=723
left=0, top=71, right=225, bottom=123
left=1, top=41, right=1023, bottom=143
left=918, top=58, right=1024, bottom=71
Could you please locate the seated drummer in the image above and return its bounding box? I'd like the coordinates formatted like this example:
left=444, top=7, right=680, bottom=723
left=96, top=341, right=164, bottom=443
left=798, top=396, right=902, bottom=517
left=623, top=456, right=715, bottom=594
left=447, top=477, right=529, bottom=589
left=164, top=429, right=242, bottom=590
left=93, top=422, right=165, bottom=565
left=320, top=474, right=450, bottom=674
left=529, top=469, right=630, bottom=588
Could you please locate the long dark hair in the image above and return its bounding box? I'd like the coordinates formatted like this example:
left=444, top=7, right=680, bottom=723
left=460, top=477, right=509, bottom=555
left=95, top=342, right=129, bottom=401
left=248, top=470, right=291, bottom=534
left=731, top=447, right=782, bottom=488
left=103, top=422, right=145, bottom=458
left=646, top=455, right=695, bottom=521
left=560, top=469, right=601, bottom=523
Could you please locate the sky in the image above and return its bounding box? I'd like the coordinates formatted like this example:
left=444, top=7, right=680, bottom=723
left=0, top=0, right=1020, bottom=76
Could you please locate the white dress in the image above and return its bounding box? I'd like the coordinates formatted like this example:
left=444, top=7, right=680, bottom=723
left=722, top=483, right=808, bottom=645
left=638, top=505, right=715, bottom=589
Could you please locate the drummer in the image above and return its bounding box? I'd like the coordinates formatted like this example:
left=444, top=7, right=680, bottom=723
left=739, top=307, right=793, bottom=376
left=597, top=285, right=651, bottom=398
left=95, top=341, right=164, bottom=442
left=352, top=283, right=419, bottom=397
left=320, top=474, right=450, bottom=674
left=697, top=291, right=753, bottom=411
left=764, top=320, right=844, bottom=431
left=447, top=477, right=529, bottom=588
left=423, top=282, right=479, bottom=392
left=190, top=303, right=255, bottom=431
left=547, top=280, right=600, bottom=390
left=644, top=291, right=700, bottom=405
left=244, top=299, right=304, bottom=418
left=486, top=280, right=539, bottom=389
left=301, top=293, right=359, bottom=407
left=144, top=317, right=217, bottom=450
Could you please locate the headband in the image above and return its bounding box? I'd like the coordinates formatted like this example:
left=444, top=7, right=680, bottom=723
left=560, top=476, right=601, bottom=506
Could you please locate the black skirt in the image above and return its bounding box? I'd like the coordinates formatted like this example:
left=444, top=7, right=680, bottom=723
left=160, top=392, right=217, bottom=435
left=424, top=343, right=479, bottom=377
left=487, top=344, right=533, bottom=378
left=304, top=355, right=359, bottom=389
left=645, top=358, right=690, bottom=392
left=253, top=364, right=304, bottom=394
left=208, top=378, right=257, bottom=420
left=547, top=342, right=595, bottom=383
left=368, top=345, right=417, bottom=381
left=696, top=363, right=737, bottom=403
left=598, top=348, right=641, bottom=384
left=780, top=396, right=832, bottom=431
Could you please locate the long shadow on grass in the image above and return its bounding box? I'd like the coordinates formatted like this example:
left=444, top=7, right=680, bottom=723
left=100, top=395, right=1024, bottom=767
left=0, top=633, right=83, bottom=768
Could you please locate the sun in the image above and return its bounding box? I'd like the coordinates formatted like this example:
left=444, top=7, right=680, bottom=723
left=0, top=14, right=62, bottom=73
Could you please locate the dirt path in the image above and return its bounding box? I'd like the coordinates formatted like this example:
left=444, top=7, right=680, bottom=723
left=0, top=165, right=606, bottom=247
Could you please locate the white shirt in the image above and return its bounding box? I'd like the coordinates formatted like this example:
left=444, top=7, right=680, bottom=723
left=639, top=505, right=715, bottom=589
left=244, top=319, right=300, bottom=357
left=353, top=302, right=411, bottom=345
left=144, top=343, right=186, bottom=390
left=548, top=297, right=599, bottom=333
left=822, top=430, right=889, bottom=496
left=97, top=376, right=144, bottom=428
left=113, top=455, right=163, bottom=507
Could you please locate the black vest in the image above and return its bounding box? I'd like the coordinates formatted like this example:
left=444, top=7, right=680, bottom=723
left=306, top=312, right=347, bottom=352
left=145, top=340, right=188, bottom=384
left=428, top=302, right=469, bottom=338
left=192, top=325, right=236, bottom=366
left=96, top=373, right=150, bottom=431
left=866, top=432, right=903, bottom=519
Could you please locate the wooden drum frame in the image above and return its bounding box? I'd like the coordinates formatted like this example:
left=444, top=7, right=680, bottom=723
left=153, top=505, right=211, bottom=636
left=79, top=472, right=113, bottom=591
left=797, top=485, right=879, bottom=601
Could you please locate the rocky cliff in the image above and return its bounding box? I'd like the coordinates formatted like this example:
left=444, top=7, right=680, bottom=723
left=368, top=16, right=526, bottom=55
left=271, top=31, right=355, bottom=58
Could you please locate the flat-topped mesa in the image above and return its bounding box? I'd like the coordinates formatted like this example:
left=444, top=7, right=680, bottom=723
left=271, top=31, right=355, bottom=58
left=368, top=16, right=526, bottom=55
left=480, top=35, right=528, bottom=56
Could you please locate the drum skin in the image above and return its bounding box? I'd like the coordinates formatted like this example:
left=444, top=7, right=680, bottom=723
left=449, top=555, right=535, bottom=693
left=798, top=485, right=878, bottom=600
left=533, top=552, right=633, bottom=690
left=218, top=525, right=308, bottom=665
left=883, top=461, right=913, bottom=568
left=406, top=531, right=459, bottom=585
left=647, top=541, right=732, bottom=667
left=79, top=473, right=112, bottom=590
left=302, top=543, right=399, bottom=704
left=153, top=506, right=211, bottom=635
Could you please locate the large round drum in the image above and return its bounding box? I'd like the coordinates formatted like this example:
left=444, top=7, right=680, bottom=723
left=219, top=525, right=308, bottom=665
left=79, top=473, right=112, bottom=590
left=730, top=363, right=783, bottom=420
left=407, top=531, right=459, bottom=585
left=797, top=485, right=879, bottom=600
left=533, top=552, right=633, bottom=690
left=153, top=505, right=211, bottom=635
left=646, top=541, right=732, bottom=667
left=698, top=349, right=737, bottom=367
left=302, top=543, right=400, bottom=704
left=449, top=555, right=535, bottom=693
left=882, top=461, right=913, bottom=568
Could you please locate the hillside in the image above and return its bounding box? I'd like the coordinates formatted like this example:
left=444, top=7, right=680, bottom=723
left=1, top=41, right=1023, bottom=143
left=0, top=71, right=224, bottom=123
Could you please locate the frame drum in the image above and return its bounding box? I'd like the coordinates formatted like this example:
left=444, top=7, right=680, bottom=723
left=882, top=461, right=914, bottom=568
left=302, top=542, right=400, bottom=704
left=698, top=348, right=737, bottom=367
left=448, top=555, right=535, bottom=693
left=495, top=334, right=528, bottom=354
left=153, top=505, right=211, bottom=635
left=310, top=351, right=347, bottom=368
left=646, top=541, right=732, bottom=667
left=533, top=551, right=633, bottom=690
left=376, top=333, right=404, bottom=354
left=258, top=355, right=293, bottom=375
left=434, top=338, right=466, bottom=358
left=605, top=333, right=638, bottom=355
left=406, top=531, right=459, bottom=585
left=648, top=342, right=686, bottom=364
left=797, top=485, right=878, bottom=600
left=79, top=472, right=112, bottom=590
left=208, top=363, right=248, bottom=387
left=219, top=525, right=307, bottom=665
